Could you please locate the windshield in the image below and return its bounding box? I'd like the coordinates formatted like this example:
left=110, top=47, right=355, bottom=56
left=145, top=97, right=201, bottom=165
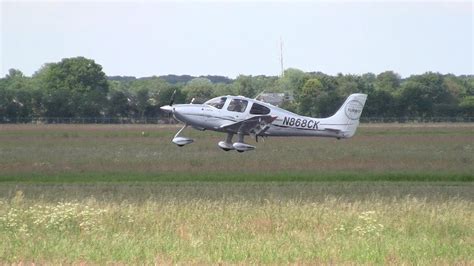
left=204, top=97, right=227, bottom=109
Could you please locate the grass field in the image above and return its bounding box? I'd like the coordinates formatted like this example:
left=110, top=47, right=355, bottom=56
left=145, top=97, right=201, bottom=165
left=0, top=123, right=473, bottom=181
left=0, top=123, right=473, bottom=263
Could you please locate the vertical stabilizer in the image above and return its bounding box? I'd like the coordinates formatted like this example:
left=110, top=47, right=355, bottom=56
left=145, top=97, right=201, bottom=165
left=320, top=93, right=367, bottom=138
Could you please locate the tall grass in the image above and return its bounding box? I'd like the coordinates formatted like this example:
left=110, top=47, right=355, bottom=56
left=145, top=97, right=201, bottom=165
left=0, top=190, right=472, bottom=264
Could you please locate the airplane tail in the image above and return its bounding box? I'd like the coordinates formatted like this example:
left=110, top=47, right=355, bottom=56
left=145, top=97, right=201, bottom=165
left=320, top=93, right=367, bottom=138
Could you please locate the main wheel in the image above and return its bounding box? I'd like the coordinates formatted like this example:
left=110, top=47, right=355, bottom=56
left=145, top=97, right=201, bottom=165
left=237, top=150, right=244, bottom=153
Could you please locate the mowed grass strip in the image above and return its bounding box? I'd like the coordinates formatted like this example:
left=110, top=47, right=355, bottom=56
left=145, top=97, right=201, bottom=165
left=0, top=123, right=473, bottom=181
left=0, top=172, right=473, bottom=183
left=1, top=182, right=473, bottom=202
left=0, top=191, right=472, bottom=264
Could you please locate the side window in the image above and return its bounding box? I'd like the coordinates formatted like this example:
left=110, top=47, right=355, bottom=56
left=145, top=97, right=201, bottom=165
left=250, top=103, right=270, bottom=115
left=227, top=99, right=248, bottom=113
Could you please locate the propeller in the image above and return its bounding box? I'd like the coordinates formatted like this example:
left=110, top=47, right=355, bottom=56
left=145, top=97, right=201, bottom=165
left=160, top=89, right=177, bottom=124
left=168, top=90, right=177, bottom=123
left=169, top=89, right=176, bottom=106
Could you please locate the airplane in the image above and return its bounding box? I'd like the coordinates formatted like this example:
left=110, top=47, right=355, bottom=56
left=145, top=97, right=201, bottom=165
left=160, top=92, right=367, bottom=152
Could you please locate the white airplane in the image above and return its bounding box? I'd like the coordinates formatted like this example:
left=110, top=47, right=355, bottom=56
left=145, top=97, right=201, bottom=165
left=160, top=92, right=367, bottom=152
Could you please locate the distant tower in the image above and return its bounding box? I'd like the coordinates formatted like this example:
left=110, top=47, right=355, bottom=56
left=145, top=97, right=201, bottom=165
left=279, top=37, right=284, bottom=77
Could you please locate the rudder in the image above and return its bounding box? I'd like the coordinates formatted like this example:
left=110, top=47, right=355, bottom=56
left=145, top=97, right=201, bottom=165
left=320, top=93, right=367, bottom=138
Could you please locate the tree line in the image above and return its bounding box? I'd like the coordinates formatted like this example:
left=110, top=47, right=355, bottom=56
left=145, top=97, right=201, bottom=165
left=1, top=56, right=473, bottom=122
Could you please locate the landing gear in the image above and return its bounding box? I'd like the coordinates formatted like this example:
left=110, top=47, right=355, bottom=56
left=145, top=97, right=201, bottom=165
left=218, top=133, right=235, bottom=151
left=218, top=133, right=256, bottom=152
left=233, top=133, right=256, bottom=152
left=172, top=124, right=194, bottom=147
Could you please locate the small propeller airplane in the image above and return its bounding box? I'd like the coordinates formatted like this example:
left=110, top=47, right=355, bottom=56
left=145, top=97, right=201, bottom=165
left=160, top=92, right=367, bottom=152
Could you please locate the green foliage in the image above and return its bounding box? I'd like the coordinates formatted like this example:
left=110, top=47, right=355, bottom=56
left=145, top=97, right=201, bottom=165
left=182, top=78, right=214, bottom=103
left=279, top=68, right=309, bottom=101
left=234, top=75, right=257, bottom=97
left=1, top=57, right=473, bottom=121
left=298, top=78, right=323, bottom=116
left=364, top=90, right=396, bottom=117
left=0, top=69, right=39, bottom=120
left=459, top=96, right=474, bottom=116
left=213, top=83, right=235, bottom=97
left=33, top=57, right=109, bottom=118
left=107, top=89, right=130, bottom=117
left=375, top=71, right=401, bottom=92
left=399, top=72, right=457, bottom=117
left=294, top=74, right=342, bottom=117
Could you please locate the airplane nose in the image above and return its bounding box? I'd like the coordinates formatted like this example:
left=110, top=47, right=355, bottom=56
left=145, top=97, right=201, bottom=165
left=160, top=105, right=174, bottom=113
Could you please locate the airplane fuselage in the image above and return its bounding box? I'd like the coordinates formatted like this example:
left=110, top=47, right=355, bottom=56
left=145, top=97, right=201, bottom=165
left=166, top=96, right=356, bottom=139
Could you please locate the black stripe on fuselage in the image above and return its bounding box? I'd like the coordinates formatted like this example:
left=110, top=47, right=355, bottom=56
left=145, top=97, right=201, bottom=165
left=272, top=124, right=319, bottom=131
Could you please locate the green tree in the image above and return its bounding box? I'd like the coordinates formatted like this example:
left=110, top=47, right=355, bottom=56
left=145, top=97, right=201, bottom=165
left=375, top=71, right=401, bottom=92
left=364, top=89, right=396, bottom=117
left=336, top=74, right=361, bottom=96
left=213, top=83, right=236, bottom=97
left=135, top=88, right=149, bottom=118
left=234, top=75, right=259, bottom=98
left=459, top=96, right=474, bottom=117
left=279, top=68, right=308, bottom=96
left=157, top=86, right=185, bottom=107
left=108, top=89, right=130, bottom=117
left=182, top=78, right=214, bottom=103
left=297, top=78, right=342, bottom=117
left=0, top=69, right=37, bottom=121
left=35, top=57, right=109, bottom=117
left=399, top=72, right=454, bottom=117
left=298, top=78, right=323, bottom=116
left=240, top=75, right=279, bottom=96
left=127, top=77, right=172, bottom=118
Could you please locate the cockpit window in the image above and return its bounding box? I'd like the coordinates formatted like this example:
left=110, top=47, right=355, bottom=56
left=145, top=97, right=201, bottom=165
left=205, top=97, right=227, bottom=109
left=250, top=103, right=271, bottom=115
left=227, top=99, right=248, bottom=113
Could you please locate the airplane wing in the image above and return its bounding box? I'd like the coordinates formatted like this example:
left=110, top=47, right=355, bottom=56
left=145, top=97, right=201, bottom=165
left=220, top=115, right=277, bottom=135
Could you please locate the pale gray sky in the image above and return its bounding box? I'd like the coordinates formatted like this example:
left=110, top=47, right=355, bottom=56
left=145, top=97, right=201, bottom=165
left=1, top=0, right=473, bottom=78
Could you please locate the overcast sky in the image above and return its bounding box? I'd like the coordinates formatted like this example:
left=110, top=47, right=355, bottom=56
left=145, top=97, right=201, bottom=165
left=1, top=0, right=472, bottom=78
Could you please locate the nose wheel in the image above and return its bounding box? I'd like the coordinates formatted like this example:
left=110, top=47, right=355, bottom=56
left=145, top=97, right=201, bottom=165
left=172, top=125, right=194, bottom=147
